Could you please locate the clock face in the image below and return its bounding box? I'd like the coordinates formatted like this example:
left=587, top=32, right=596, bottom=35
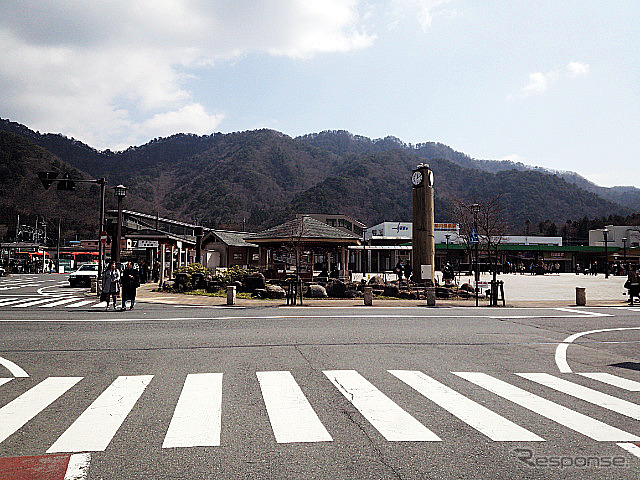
left=411, top=171, right=423, bottom=186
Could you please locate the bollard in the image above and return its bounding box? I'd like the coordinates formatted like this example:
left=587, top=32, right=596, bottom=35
left=426, top=287, right=436, bottom=306
left=90, top=277, right=97, bottom=293
left=364, top=286, right=373, bottom=306
left=227, top=285, right=236, bottom=305
left=575, top=286, right=586, bottom=306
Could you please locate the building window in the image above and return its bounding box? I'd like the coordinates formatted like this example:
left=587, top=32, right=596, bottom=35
left=326, top=219, right=337, bottom=227
left=233, top=253, right=243, bottom=260
left=338, top=219, right=352, bottom=230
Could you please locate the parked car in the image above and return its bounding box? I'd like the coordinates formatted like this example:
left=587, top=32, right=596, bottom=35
left=68, top=263, right=99, bottom=287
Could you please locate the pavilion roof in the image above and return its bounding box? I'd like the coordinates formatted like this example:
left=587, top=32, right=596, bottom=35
left=246, top=216, right=361, bottom=244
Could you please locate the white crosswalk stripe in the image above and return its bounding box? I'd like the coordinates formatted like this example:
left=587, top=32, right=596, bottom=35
left=389, top=370, right=544, bottom=441
left=324, top=369, right=441, bottom=441
left=0, top=377, right=83, bottom=445
left=0, top=370, right=639, bottom=452
left=578, top=372, right=640, bottom=391
left=517, top=373, right=640, bottom=420
left=0, top=296, right=104, bottom=308
left=454, top=372, right=640, bottom=441
left=48, top=375, right=154, bottom=453
left=258, top=371, right=332, bottom=443
left=163, top=373, right=223, bottom=448
left=40, top=297, right=84, bottom=307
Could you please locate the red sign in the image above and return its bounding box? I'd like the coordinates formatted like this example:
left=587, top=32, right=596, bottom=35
left=100, top=231, right=108, bottom=244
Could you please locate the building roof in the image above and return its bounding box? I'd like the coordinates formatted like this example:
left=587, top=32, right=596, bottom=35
left=246, top=216, right=361, bottom=243
left=204, top=230, right=258, bottom=248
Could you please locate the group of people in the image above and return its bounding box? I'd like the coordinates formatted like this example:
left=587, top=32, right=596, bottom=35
left=626, top=266, right=640, bottom=305
left=101, top=261, right=140, bottom=311
left=394, top=261, right=413, bottom=281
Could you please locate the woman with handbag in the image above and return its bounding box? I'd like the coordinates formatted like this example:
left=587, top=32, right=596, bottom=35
left=102, top=261, right=121, bottom=311
left=121, top=261, right=140, bottom=310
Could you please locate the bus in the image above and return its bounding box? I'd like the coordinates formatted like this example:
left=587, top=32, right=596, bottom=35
left=58, top=251, right=99, bottom=271
left=11, top=251, right=52, bottom=273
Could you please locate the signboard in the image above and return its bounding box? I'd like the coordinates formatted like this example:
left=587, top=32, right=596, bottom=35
left=470, top=228, right=479, bottom=244
left=138, top=240, right=159, bottom=248
left=100, top=231, right=107, bottom=244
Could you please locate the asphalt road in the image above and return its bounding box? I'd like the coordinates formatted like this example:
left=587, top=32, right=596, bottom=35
left=0, top=274, right=639, bottom=479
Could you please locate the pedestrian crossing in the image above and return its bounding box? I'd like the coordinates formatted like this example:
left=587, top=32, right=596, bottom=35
left=0, top=296, right=107, bottom=309
left=0, top=370, right=639, bottom=454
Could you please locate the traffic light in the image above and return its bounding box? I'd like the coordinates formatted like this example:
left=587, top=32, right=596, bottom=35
left=57, top=173, right=76, bottom=191
left=37, top=171, right=58, bottom=190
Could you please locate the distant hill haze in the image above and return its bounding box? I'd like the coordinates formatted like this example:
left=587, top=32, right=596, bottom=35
left=1, top=118, right=637, bottom=240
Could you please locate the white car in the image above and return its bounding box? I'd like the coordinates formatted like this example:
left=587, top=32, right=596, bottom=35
left=68, top=263, right=99, bottom=287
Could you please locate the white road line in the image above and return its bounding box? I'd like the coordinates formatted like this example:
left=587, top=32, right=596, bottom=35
left=258, top=371, right=332, bottom=443
left=0, top=298, right=17, bottom=304
left=554, top=308, right=613, bottom=317
left=65, top=300, right=97, bottom=308
left=162, top=373, right=223, bottom=448
left=0, top=298, right=36, bottom=307
left=0, top=378, right=12, bottom=387
left=14, top=298, right=66, bottom=308
left=92, top=301, right=108, bottom=308
left=555, top=327, right=640, bottom=373
left=0, top=377, right=83, bottom=445
left=517, top=373, right=640, bottom=421
left=323, top=369, right=440, bottom=442
left=453, top=372, right=640, bottom=441
left=0, top=356, right=29, bottom=377
left=40, top=297, right=83, bottom=308
left=64, top=452, right=91, bottom=480
left=578, top=373, right=640, bottom=392
left=617, top=442, right=640, bottom=458
left=389, top=370, right=544, bottom=442
left=48, top=375, right=154, bottom=453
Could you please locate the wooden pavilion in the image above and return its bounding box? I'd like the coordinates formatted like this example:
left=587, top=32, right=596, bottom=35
left=245, top=215, right=361, bottom=280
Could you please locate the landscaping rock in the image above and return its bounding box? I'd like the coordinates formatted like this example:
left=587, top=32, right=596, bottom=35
left=245, top=272, right=266, bottom=291
left=326, top=280, right=347, bottom=298
left=266, top=284, right=286, bottom=299
left=368, top=275, right=384, bottom=285
left=252, top=288, right=267, bottom=299
left=344, top=289, right=360, bottom=298
left=306, top=284, right=328, bottom=298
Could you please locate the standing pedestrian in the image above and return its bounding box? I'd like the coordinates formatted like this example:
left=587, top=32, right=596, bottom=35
left=121, top=261, right=140, bottom=310
left=102, top=261, right=121, bottom=311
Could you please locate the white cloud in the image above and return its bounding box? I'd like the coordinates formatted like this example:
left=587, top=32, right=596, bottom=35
left=389, top=0, right=451, bottom=31
left=0, top=0, right=375, bottom=149
left=522, top=71, right=558, bottom=95
left=517, top=60, right=589, bottom=98
left=567, top=61, right=589, bottom=76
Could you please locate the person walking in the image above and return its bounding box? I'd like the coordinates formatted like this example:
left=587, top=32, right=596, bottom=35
left=102, top=261, right=121, bottom=311
left=121, top=261, right=140, bottom=310
left=626, top=266, right=640, bottom=305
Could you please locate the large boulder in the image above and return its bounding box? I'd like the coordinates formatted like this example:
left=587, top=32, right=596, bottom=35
left=326, top=280, right=347, bottom=298
left=368, top=275, right=384, bottom=285
left=306, top=284, right=328, bottom=298
left=266, top=284, right=286, bottom=299
left=245, top=272, right=266, bottom=291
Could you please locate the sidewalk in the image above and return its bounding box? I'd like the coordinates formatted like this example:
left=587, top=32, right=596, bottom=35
left=134, top=273, right=632, bottom=308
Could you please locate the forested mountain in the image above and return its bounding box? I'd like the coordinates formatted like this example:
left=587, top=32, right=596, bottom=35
left=0, top=119, right=635, bottom=241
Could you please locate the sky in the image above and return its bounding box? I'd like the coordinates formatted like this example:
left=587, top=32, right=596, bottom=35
left=1, top=1, right=638, bottom=187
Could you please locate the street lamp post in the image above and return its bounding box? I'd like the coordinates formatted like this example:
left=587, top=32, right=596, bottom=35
left=622, top=237, right=628, bottom=269
left=445, top=233, right=450, bottom=268
left=112, top=185, right=127, bottom=266
left=602, top=228, right=609, bottom=279
left=472, top=203, right=480, bottom=307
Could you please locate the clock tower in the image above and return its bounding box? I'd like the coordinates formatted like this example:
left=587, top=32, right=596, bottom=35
left=411, top=163, right=435, bottom=284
